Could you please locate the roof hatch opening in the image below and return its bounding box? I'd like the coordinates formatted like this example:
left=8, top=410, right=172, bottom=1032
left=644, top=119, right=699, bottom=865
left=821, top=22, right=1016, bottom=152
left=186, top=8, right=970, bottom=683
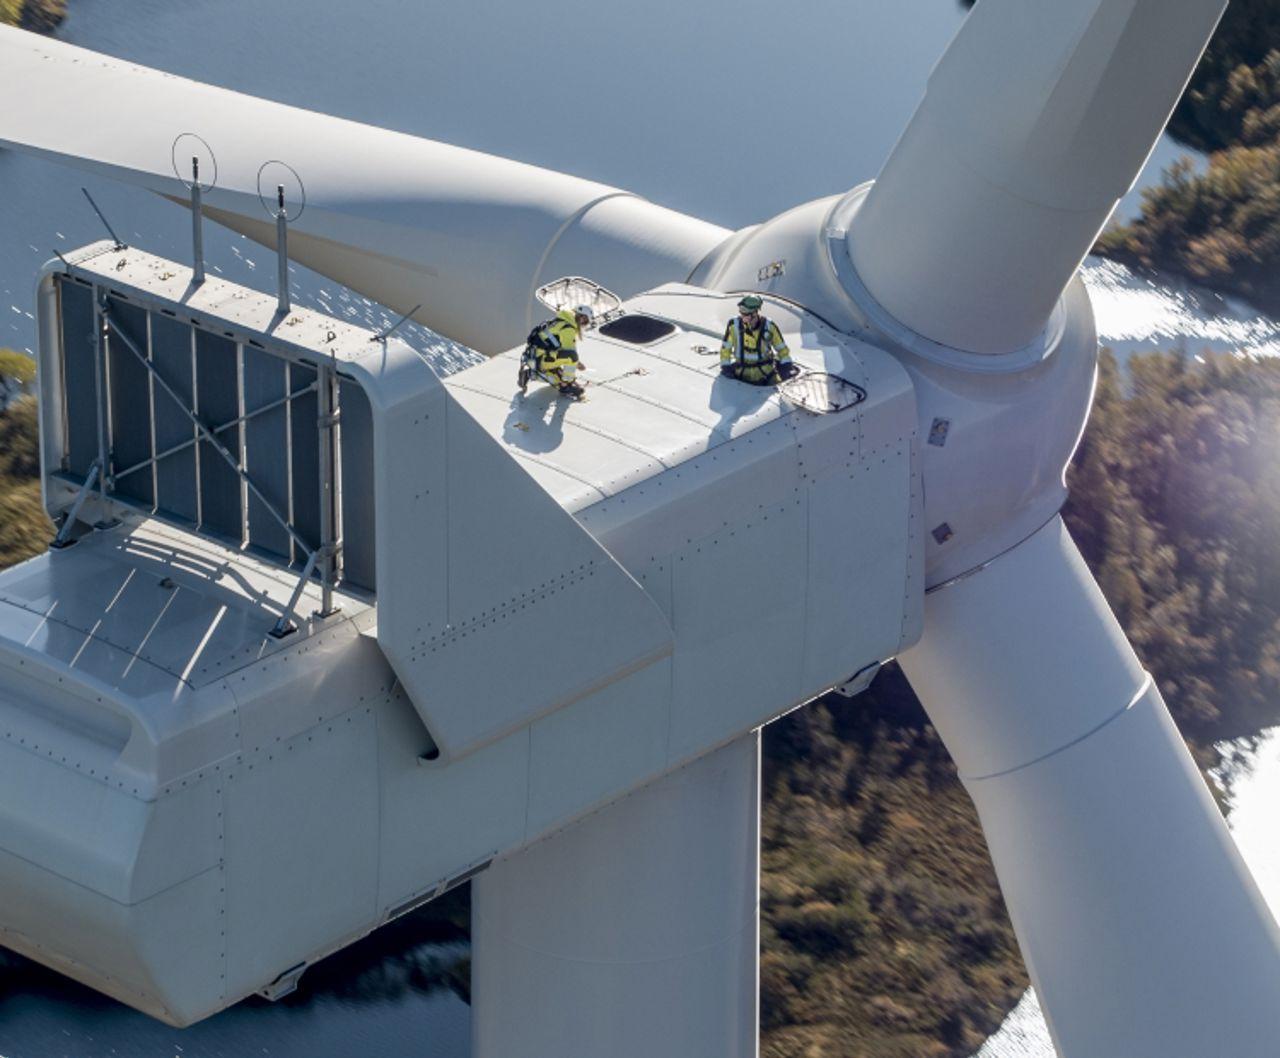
left=598, top=314, right=676, bottom=345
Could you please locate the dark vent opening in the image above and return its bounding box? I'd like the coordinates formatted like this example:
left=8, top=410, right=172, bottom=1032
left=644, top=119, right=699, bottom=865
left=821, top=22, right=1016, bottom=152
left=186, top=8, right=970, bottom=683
left=598, top=314, right=676, bottom=345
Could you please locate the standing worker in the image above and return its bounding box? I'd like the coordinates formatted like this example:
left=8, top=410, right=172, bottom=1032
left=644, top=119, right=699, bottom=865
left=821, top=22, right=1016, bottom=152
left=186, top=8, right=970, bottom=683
left=719, top=295, right=797, bottom=385
left=520, top=304, right=594, bottom=399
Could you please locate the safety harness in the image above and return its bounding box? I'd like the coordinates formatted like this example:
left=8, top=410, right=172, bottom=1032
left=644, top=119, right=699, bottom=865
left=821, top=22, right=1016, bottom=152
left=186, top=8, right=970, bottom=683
left=521, top=317, right=581, bottom=395
left=730, top=315, right=778, bottom=371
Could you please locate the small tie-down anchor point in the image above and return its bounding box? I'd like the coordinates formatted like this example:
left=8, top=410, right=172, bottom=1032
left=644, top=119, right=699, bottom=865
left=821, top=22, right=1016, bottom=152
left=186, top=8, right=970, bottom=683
left=259, top=961, right=307, bottom=1002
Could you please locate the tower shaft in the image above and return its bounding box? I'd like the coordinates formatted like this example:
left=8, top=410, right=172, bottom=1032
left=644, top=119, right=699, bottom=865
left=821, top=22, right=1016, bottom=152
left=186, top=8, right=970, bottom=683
left=472, top=734, right=760, bottom=1058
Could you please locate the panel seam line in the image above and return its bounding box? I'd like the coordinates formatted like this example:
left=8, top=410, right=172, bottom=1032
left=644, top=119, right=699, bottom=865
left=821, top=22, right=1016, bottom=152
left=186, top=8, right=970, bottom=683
left=962, top=672, right=1153, bottom=783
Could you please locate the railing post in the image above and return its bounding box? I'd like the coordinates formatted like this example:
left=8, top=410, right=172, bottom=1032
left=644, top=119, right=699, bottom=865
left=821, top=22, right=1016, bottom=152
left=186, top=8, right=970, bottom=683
left=191, top=156, right=205, bottom=286
left=276, top=184, right=290, bottom=316
left=316, top=362, right=340, bottom=617
left=92, top=294, right=115, bottom=528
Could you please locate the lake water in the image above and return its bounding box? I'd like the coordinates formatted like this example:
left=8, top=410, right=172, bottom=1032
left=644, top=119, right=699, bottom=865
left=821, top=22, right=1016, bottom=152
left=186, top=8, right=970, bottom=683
left=0, top=0, right=970, bottom=364
left=0, top=0, right=1238, bottom=362
left=0, top=3, right=1276, bottom=1056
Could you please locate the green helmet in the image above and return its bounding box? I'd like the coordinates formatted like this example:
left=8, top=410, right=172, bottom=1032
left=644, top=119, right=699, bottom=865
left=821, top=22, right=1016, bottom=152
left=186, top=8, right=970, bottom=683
left=737, top=294, right=763, bottom=311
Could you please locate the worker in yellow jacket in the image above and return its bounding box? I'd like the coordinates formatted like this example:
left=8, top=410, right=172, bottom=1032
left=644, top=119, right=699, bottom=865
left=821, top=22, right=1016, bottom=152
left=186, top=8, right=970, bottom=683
left=720, top=295, right=796, bottom=385
left=521, top=305, right=594, bottom=398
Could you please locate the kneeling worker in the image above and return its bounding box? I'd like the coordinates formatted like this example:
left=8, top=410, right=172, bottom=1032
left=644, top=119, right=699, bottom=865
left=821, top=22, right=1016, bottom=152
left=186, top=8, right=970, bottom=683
left=526, top=304, right=594, bottom=398
left=720, top=295, right=796, bottom=385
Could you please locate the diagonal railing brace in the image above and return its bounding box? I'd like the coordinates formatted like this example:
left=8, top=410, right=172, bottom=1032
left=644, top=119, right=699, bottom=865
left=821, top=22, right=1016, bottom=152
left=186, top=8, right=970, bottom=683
left=110, top=380, right=318, bottom=486
left=102, top=307, right=315, bottom=562
left=49, top=459, right=102, bottom=549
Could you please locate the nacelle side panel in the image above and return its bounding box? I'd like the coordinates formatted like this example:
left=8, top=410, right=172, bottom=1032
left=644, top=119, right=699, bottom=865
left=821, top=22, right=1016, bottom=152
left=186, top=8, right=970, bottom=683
left=355, top=349, right=677, bottom=761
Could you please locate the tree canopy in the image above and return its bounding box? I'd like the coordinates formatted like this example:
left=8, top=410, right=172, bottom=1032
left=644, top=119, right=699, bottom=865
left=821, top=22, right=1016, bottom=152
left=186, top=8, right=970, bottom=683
left=760, top=349, right=1280, bottom=1056
left=1096, top=1, right=1280, bottom=313
left=0, top=0, right=66, bottom=33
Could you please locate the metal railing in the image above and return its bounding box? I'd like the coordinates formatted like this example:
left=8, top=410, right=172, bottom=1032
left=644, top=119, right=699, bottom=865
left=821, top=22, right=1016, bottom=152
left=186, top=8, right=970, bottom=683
left=56, top=277, right=345, bottom=637
left=101, top=305, right=340, bottom=637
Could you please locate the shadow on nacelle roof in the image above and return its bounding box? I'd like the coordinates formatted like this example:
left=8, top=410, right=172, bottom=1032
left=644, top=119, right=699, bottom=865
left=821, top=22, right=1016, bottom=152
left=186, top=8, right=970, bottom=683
left=449, top=284, right=882, bottom=513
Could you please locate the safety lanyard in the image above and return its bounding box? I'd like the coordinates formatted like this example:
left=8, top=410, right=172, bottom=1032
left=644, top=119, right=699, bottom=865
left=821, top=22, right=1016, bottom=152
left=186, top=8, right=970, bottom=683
left=736, top=317, right=769, bottom=365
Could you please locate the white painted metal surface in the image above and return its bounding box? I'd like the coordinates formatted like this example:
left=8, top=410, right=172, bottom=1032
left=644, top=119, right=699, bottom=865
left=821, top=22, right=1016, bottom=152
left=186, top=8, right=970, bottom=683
left=1, top=2, right=1277, bottom=1053
left=354, top=331, right=677, bottom=762
left=0, top=26, right=728, bottom=355
left=691, top=185, right=1100, bottom=588
left=0, top=513, right=385, bottom=1023
left=899, top=518, right=1280, bottom=1058
left=473, top=734, right=760, bottom=1058
left=0, top=244, right=920, bottom=1026
left=847, top=0, right=1227, bottom=354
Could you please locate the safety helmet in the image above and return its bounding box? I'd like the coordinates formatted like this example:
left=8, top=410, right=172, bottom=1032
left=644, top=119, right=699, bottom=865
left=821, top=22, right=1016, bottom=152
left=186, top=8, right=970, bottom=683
left=574, top=304, right=595, bottom=326
left=737, top=294, right=764, bottom=312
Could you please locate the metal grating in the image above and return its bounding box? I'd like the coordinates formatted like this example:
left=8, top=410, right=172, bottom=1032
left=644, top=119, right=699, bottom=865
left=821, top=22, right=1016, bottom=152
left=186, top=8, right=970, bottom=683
left=59, top=279, right=98, bottom=477
left=777, top=372, right=867, bottom=415
left=243, top=347, right=292, bottom=559
left=149, top=311, right=200, bottom=523
left=53, top=275, right=377, bottom=595
left=339, top=380, right=376, bottom=590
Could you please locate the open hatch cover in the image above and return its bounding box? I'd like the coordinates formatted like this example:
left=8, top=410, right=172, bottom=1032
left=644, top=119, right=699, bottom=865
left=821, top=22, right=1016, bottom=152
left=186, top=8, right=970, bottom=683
left=779, top=372, right=867, bottom=415
left=536, top=276, right=622, bottom=321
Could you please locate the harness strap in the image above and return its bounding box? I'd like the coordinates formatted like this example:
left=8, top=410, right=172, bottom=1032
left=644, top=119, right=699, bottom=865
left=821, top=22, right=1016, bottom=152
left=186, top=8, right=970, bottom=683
left=734, top=316, right=774, bottom=366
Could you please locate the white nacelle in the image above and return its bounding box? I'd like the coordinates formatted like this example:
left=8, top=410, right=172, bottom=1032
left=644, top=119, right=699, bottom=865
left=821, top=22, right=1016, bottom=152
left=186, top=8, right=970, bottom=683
left=694, top=187, right=1099, bottom=589
left=0, top=244, right=921, bottom=1024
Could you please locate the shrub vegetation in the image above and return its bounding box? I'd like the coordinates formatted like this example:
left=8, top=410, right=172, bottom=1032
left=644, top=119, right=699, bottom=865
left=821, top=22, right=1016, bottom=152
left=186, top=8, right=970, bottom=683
left=759, top=349, right=1280, bottom=1057
left=1096, top=1, right=1280, bottom=313
left=1, top=5, right=1279, bottom=1053
left=0, top=394, right=50, bottom=568
left=0, top=342, right=1275, bottom=1055
left=0, top=0, right=66, bottom=33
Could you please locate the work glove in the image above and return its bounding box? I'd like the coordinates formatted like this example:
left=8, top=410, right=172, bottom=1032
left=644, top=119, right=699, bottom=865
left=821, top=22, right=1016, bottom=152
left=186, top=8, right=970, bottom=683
left=720, top=364, right=736, bottom=378
left=777, top=362, right=799, bottom=380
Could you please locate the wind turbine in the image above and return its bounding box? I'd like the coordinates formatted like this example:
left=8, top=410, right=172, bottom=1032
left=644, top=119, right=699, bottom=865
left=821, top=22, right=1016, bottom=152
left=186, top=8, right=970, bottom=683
left=0, top=1, right=1278, bottom=1057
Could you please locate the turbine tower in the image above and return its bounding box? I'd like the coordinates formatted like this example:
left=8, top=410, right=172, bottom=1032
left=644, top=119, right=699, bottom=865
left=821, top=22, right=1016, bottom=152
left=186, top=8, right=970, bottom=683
left=0, top=2, right=1277, bottom=1056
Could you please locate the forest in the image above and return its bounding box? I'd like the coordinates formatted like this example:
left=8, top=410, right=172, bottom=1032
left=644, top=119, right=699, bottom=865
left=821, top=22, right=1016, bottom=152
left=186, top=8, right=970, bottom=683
left=759, top=2, right=1280, bottom=1054
left=0, top=0, right=64, bottom=33
left=759, top=349, right=1280, bottom=1057
left=1, top=1, right=1279, bottom=1055
left=0, top=331, right=1274, bottom=1058
left=1098, top=0, right=1280, bottom=314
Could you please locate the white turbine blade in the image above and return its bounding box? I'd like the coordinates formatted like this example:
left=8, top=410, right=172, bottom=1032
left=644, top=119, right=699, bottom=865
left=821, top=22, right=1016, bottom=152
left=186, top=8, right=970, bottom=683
left=848, top=0, right=1225, bottom=355
left=899, top=517, right=1280, bottom=1058
left=0, top=27, right=725, bottom=353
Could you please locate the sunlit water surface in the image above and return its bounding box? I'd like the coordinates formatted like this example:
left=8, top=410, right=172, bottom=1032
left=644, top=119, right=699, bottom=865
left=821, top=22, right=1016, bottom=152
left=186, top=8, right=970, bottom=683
left=1083, top=258, right=1280, bottom=363
left=0, top=2, right=1276, bottom=1057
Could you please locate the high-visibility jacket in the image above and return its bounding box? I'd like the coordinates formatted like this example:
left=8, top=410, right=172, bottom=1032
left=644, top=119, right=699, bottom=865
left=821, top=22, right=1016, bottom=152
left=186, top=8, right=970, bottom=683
left=720, top=315, right=791, bottom=383
left=533, top=309, right=581, bottom=384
